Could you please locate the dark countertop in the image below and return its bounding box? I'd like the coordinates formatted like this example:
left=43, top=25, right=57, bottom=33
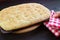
left=0, top=0, right=60, bottom=40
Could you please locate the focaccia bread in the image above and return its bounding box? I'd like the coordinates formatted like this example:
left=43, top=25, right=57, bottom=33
left=0, top=24, right=40, bottom=33
left=0, top=3, right=50, bottom=31
left=13, top=25, right=40, bottom=33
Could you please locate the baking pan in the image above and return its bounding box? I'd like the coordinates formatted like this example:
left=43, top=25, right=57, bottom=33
left=0, top=0, right=60, bottom=40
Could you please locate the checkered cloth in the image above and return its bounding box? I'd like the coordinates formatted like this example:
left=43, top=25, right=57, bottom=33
left=44, top=10, right=60, bottom=37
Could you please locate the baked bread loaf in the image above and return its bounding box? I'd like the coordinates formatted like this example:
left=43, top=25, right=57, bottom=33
left=0, top=3, right=50, bottom=31
left=0, top=24, right=40, bottom=33
left=13, top=25, right=39, bottom=33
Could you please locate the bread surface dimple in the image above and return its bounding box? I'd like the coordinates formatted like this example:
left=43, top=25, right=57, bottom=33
left=0, top=3, right=50, bottom=31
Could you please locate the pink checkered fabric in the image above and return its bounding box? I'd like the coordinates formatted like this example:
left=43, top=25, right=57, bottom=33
left=44, top=10, right=60, bottom=37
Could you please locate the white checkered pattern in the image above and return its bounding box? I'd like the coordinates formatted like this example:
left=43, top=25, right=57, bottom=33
left=44, top=10, right=60, bottom=37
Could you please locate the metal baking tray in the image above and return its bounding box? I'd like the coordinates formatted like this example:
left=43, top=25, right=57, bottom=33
left=0, top=0, right=60, bottom=40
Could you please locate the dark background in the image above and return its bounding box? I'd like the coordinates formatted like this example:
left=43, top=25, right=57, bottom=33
left=0, top=0, right=60, bottom=40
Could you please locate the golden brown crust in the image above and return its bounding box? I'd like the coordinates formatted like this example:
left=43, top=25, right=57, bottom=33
left=0, top=3, right=50, bottom=31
